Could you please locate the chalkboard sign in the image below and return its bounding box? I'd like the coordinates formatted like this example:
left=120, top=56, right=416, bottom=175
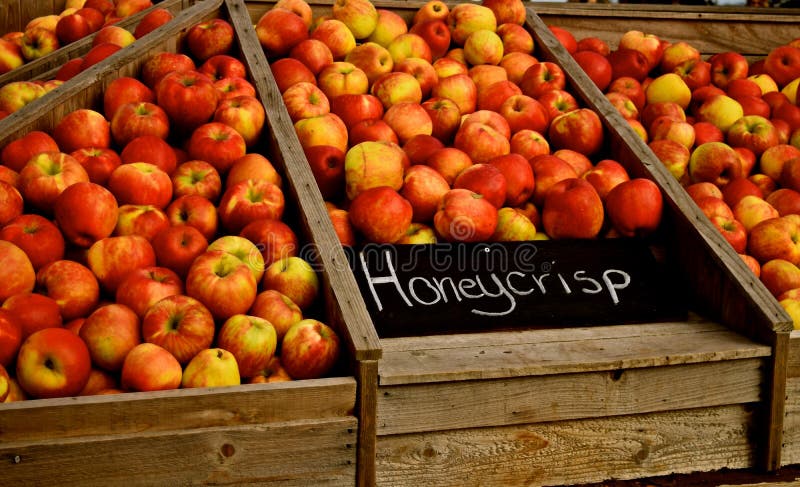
left=348, top=239, right=687, bottom=338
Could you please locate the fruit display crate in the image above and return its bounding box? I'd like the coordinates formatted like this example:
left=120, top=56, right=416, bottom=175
left=0, top=0, right=381, bottom=485
left=0, top=0, right=197, bottom=88
left=242, top=0, right=793, bottom=485
left=532, top=2, right=800, bottom=472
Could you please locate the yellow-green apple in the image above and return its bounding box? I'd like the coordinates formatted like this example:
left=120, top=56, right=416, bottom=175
left=70, top=147, right=121, bottom=186
left=186, top=122, right=247, bottom=175
left=447, top=3, right=496, bottom=47
left=0, top=80, right=46, bottom=113
left=217, top=314, right=277, bottom=379
left=294, top=112, right=349, bottom=153
left=155, top=70, right=219, bottom=134
left=79, top=303, right=140, bottom=372
left=0, top=214, right=64, bottom=271
left=15, top=327, right=91, bottom=399
left=1, top=130, right=59, bottom=172
left=310, top=18, right=356, bottom=60
left=688, top=141, right=742, bottom=186
left=185, top=18, right=234, bottom=62
left=133, top=6, right=173, bottom=38
left=109, top=101, right=170, bottom=148
left=659, top=41, right=701, bottom=73
left=367, top=8, right=407, bottom=47
left=328, top=205, right=356, bottom=246
left=165, top=194, right=218, bottom=241
left=433, top=188, right=498, bottom=242
left=462, top=29, right=504, bottom=67
left=332, top=0, right=378, bottom=40
left=18, top=151, right=89, bottom=213
left=421, top=96, right=461, bottom=143
left=280, top=319, right=340, bottom=380
left=386, top=32, right=432, bottom=65
left=395, top=222, right=437, bottom=244
left=734, top=194, right=780, bottom=233
left=239, top=218, right=298, bottom=269
left=102, top=76, right=155, bottom=120
left=0, top=182, right=22, bottom=226
left=767, top=188, right=800, bottom=216
left=383, top=101, right=433, bottom=145
left=53, top=108, right=111, bottom=153
left=371, top=71, right=423, bottom=110
left=120, top=342, right=182, bottom=392
left=491, top=207, right=537, bottom=241
left=186, top=249, right=258, bottom=320
left=282, top=82, right=330, bottom=123
left=648, top=139, right=691, bottom=181
left=114, top=202, right=169, bottom=240
left=572, top=50, right=612, bottom=92
left=542, top=177, right=604, bottom=239
left=171, top=160, right=222, bottom=201
left=347, top=186, right=412, bottom=243
left=749, top=73, right=779, bottom=94
left=217, top=179, right=285, bottom=234
left=290, top=38, right=334, bottom=76
left=0, top=241, right=35, bottom=301
left=303, top=145, right=345, bottom=200
left=0, top=38, right=23, bottom=75
left=426, top=147, right=473, bottom=185
left=0, top=309, right=21, bottom=367
left=500, top=51, right=539, bottom=86
left=607, top=48, right=650, bottom=82
left=400, top=164, right=451, bottom=222
left=2, top=292, right=62, bottom=340
left=255, top=7, right=309, bottom=59
left=329, top=94, right=383, bottom=134
left=763, top=45, right=800, bottom=88
left=213, top=94, right=265, bottom=148
left=86, top=234, right=156, bottom=293
left=519, top=61, right=566, bottom=99
left=226, top=153, right=281, bottom=189
left=646, top=72, right=691, bottom=109
left=748, top=215, right=800, bottom=265
left=107, top=162, right=172, bottom=209
left=618, top=30, right=664, bottom=71
left=207, top=235, right=265, bottom=284
left=141, top=293, right=214, bottom=364
left=727, top=114, right=780, bottom=156
left=20, top=27, right=59, bottom=61
left=509, top=128, right=549, bottom=160
left=430, top=72, right=476, bottom=115
left=317, top=61, right=369, bottom=100
left=249, top=289, right=303, bottom=342
left=604, top=178, right=663, bottom=237
left=261, top=256, right=319, bottom=310
left=120, top=135, right=176, bottom=175
left=150, top=224, right=208, bottom=280
left=530, top=154, right=579, bottom=206
left=453, top=163, right=507, bottom=209
left=36, top=259, right=100, bottom=321
left=344, top=140, right=406, bottom=199
left=696, top=94, right=745, bottom=133
left=547, top=108, right=604, bottom=157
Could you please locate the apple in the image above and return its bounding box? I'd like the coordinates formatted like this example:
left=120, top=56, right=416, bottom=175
left=248, top=356, right=292, bottom=383
left=447, top=3, right=496, bottom=47
left=660, top=41, right=701, bottom=73
left=607, top=48, right=652, bottom=83
left=496, top=22, right=533, bottom=56
left=165, top=194, right=218, bottom=241
left=542, top=177, right=604, bottom=240
left=344, top=140, right=406, bottom=199
left=764, top=45, right=800, bottom=88
left=71, top=147, right=121, bottom=186
left=509, top=128, right=549, bottom=160
left=674, top=58, right=712, bottom=91
left=171, top=160, right=222, bottom=201
left=649, top=116, right=695, bottom=150
left=761, top=258, right=800, bottom=297
left=86, top=234, right=156, bottom=294
left=432, top=56, right=468, bottom=79
left=425, top=147, right=472, bottom=185
left=421, top=96, right=461, bottom=143
left=303, top=145, right=345, bottom=200
left=579, top=158, right=629, bottom=201
left=383, top=101, right=433, bottom=145
left=270, top=57, right=316, bottom=94
left=239, top=218, right=298, bottom=269
left=155, top=70, right=219, bottom=134
left=261, top=256, right=320, bottom=311
left=290, top=38, right=335, bottom=76
left=78, top=368, right=119, bottom=396
left=181, top=347, right=240, bottom=388
left=294, top=112, right=349, bottom=154
left=403, top=133, right=445, bottom=166
left=708, top=51, right=750, bottom=89
left=216, top=314, right=277, bottom=379
left=646, top=73, right=691, bottom=110
left=605, top=92, right=639, bottom=121
left=748, top=215, right=800, bottom=265
left=547, top=108, right=604, bottom=157
left=213, top=94, right=266, bottom=148
left=133, top=7, right=173, bottom=38
left=0, top=38, right=23, bottom=75
left=349, top=119, right=399, bottom=146
left=280, top=319, right=340, bottom=380
left=0, top=213, right=64, bottom=271
left=107, top=162, right=172, bottom=210
left=140, top=51, right=195, bottom=89
left=120, top=135, right=176, bottom=175
left=185, top=249, right=257, bottom=320
left=344, top=41, right=393, bottom=86
left=16, top=327, right=91, bottom=399
left=53, top=108, right=110, bottom=153
left=767, top=188, right=800, bottom=216
left=185, top=18, right=234, bottom=62
left=430, top=73, right=476, bottom=115
left=55, top=12, right=92, bottom=45
left=36, top=259, right=100, bottom=321
left=780, top=156, right=800, bottom=194
left=453, top=120, right=510, bottom=165
left=618, top=30, right=664, bottom=71
left=120, top=342, right=182, bottom=392
left=500, top=51, right=539, bottom=86
left=368, top=8, right=408, bottom=47
left=710, top=213, right=748, bottom=254
left=604, top=178, right=663, bottom=237
left=519, top=61, right=566, bottom=100
left=282, top=81, right=330, bottom=123
left=453, top=163, right=507, bottom=209
left=199, top=54, right=247, bottom=82
left=150, top=224, right=208, bottom=280
left=186, top=122, right=247, bottom=175
left=1, top=130, right=59, bottom=172
left=140, top=293, right=215, bottom=365
left=110, top=101, right=170, bottom=148
left=0, top=309, right=21, bottom=368
left=328, top=206, right=357, bottom=246
left=248, top=290, right=302, bottom=343
left=226, top=153, right=281, bottom=189
left=734, top=194, right=780, bottom=233
left=727, top=114, right=780, bottom=156
left=370, top=71, right=423, bottom=110
left=398, top=165, right=448, bottom=224
left=409, top=19, right=450, bottom=61
left=102, top=76, right=155, bottom=120
left=255, top=7, right=309, bottom=59
left=346, top=185, right=412, bottom=244
left=0, top=81, right=46, bottom=114
left=20, top=27, right=60, bottom=61
left=18, top=151, right=89, bottom=213
left=2, top=292, right=62, bottom=340
left=688, top=141, right=743, bottom=186
left=433, top=188, right=498, bottom=242
left=79, top=303, right=140, bottom=372
left=115, top=266, right=183, bottom=318
left=696, top=94, right=745, bottom=133
left=329, top=93, right=384, bottom=130
left=413, top=0, right=449, bottom=25
left=490, top=206, right=536, bottom=242
left=309, top=18, right=356, bottom=61
left=217, top=179, right=285, bottom=234
left=573, top=50, right=612, bottom=92
left=0, top=181, right=23, bottom=227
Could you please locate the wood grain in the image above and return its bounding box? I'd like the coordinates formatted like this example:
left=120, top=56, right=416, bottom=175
left=376, top=404, right=756, bottom=486
left=2, top=418, right=358, bottom=486
left=0, top=0, right=65, bottom=34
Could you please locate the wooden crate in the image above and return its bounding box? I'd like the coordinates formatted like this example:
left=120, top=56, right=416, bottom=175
left=534, top=3, right=800, bottom=473
left=0, top=0, right=68, bottom=34
left=242, top=1, right=794, bottom=484
left=0, top=0, right=198, bottom=88
left=0, top=0, right=381, bottom=485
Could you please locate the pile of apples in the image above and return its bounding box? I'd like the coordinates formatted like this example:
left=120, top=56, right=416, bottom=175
left=0, top=0, right=171, bottom=118
left=543, top=23, right=800, bottom=327
left=0, top=14, right=341, bottom=402
left=255, top=0, right=666, bottom=247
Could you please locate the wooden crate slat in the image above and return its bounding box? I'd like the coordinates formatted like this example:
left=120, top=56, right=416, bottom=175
left=782, top=377, right=800, bottom=466
left=379, top=322, right=770, bottom=386
left=0, top=377, right=356, bottom=442
left=378, top=358, right=765, bottom=436
left=376, top=404, right=755, bottom=487
left=1, top=418, right=357, bottom=486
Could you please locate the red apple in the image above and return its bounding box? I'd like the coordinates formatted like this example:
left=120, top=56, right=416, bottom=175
left=110, top=101, right=170, bottom=148
left=261, top=256, right=319, bottom=311
left=150, top=224, right=208, bottom=280
left=79, top=303, right=141, bottom=372
left=604, top=178, right=663, bottom=237
left=217, top=314, right=277, bottom=379
left=0, top=213, right=64, bottom=271
left=348, top=186, right=412, bottom=243
left=186, top=18, right=234, bottom=62
left=86, top=234, right=156, bottom=294
left=542, top=177, right=604, bottom=239
left=185, top=250, right=258, bottom=320
left=155, top=70, right=219, bottom=134
left=36, top=260, right=100, bottom=321
left=433, top=188, right=498, bottom=242
left=280, top=319, right=340, bottom=380
left=16, top=327, right=91, bottom=399
left=18, top=151, right=90, bottom=213
left=0, top=309, right=21, bottom=367
left=165, top=194, right=218, bottom=241
left=53, top=108, right=110, bottom=153
left=120, top=342, right=182, bottom=392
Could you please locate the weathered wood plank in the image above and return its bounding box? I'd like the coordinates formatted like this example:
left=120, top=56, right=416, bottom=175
left=781, top=377, right=800, bottom=466
left=356, top=360, right=378, bottom=487
left=376, top=404, right=756, bottom=486
left=0, top=377, right=356, bottom=442
left=2, top=418, right=358, bottom=486
left=379, top=322, right=770, bottom=385
left=378, top=358, right=765, bottom=435
left=788, top=331, right=800, bottom=378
